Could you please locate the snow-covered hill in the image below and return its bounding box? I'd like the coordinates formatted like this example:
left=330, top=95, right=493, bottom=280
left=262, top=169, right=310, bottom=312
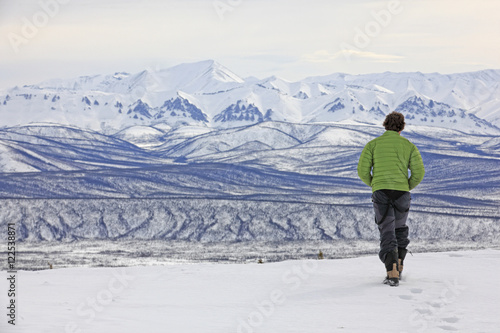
left=0, top=122, right=498, bottom=243
left=1, top=249, right=499, bottom=333
left=1, top=60, right=499, bottom=133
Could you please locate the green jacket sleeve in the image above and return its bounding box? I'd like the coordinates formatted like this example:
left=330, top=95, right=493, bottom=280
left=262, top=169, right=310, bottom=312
left=408, top=145, right=425, bottom=190
left=357, top=143, right=373, bottom=187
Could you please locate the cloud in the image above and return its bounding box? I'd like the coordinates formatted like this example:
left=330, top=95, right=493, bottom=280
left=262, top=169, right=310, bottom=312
left=302, top=49, right=404, bottom=63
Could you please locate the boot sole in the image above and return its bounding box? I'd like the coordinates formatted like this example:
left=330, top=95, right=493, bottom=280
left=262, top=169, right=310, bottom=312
left=383, top=277, right=399, bottom=287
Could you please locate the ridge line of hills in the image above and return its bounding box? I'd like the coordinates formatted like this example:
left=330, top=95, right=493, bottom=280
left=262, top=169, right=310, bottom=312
left=1, top=60, right=499, bottom=134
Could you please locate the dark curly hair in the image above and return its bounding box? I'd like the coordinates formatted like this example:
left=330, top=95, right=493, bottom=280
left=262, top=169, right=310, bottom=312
left=383, top=112, right=405, bottom=132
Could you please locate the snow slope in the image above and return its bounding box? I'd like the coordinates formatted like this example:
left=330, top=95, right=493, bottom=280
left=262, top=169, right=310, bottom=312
left=1, top=249, right=499, bottom=333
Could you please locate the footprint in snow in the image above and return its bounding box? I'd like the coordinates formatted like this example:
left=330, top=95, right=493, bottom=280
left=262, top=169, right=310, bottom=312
left=399, top=295, right=413, bottom=300
left=428, top=301, right=443, bottom=308
left=438, top=325, right=458, bottom=331
left=415, top=308, right=432, bottom=315
left=410, top=288, right=423, bottom=294
left=442, top=317, right=460, bottom=324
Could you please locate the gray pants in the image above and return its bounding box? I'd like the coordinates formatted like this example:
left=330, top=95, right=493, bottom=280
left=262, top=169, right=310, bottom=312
left=372, top=190, right=411, bottom=263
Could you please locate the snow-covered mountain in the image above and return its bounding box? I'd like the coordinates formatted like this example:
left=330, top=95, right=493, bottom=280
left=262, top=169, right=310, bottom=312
left=1, top=61, right=499, bottom=244
left=1, top=60, right=499, bottom=134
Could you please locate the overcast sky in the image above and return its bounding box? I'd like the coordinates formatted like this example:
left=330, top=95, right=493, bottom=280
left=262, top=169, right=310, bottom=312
left=1, top=0, right=499, bottom=89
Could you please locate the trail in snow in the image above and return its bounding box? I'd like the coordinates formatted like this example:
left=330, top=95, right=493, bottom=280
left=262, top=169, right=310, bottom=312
left=1, top=249, right=498, bottom=333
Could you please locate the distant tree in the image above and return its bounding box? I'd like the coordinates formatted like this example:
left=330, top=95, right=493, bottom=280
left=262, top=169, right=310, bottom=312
left=318, top=250, right=324, bottom=260
left=258, top=259, right=263, bottom=264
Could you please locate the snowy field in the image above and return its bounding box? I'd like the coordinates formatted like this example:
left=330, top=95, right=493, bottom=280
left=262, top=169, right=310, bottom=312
left=1, top=249, right=499, bottom=333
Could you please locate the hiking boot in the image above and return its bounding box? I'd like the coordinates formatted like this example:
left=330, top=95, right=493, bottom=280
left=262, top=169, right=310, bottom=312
left=383, top=264, right=399, bottom=286
left=398, top=248, right=408, bottom=279
left=383, top=249, right=399, bottom=287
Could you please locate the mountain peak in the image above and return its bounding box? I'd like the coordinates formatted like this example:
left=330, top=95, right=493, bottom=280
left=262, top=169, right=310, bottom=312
left=167, top=60, right=244, bottom=84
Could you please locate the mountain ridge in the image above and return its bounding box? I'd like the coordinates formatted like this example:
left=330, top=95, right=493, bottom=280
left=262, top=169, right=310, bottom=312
left=1, top=60, right=499, bottom=134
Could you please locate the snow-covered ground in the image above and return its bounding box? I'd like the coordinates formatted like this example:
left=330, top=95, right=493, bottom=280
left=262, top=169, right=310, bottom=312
left=2, top=249, right=499, bottom=333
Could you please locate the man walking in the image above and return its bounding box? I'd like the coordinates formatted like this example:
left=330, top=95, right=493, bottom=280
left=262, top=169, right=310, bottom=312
left=357, top=112, right=425, bottom=286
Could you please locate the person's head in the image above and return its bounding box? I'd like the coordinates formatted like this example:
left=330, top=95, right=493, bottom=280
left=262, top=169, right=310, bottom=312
left=383, top=111, right=405, bottom=132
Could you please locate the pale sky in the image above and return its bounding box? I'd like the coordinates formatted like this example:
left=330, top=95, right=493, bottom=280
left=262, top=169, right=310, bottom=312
left=1, top=0, right=499, bottom=89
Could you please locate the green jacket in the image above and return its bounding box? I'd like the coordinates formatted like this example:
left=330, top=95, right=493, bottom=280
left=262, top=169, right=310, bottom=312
left=357, top=130, right=425, bottom=192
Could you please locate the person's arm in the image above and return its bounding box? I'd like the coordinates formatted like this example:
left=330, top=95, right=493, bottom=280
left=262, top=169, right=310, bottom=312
left=408, top=145, right=425, bottom=190
left=357, top=143, right=373, bottom=187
